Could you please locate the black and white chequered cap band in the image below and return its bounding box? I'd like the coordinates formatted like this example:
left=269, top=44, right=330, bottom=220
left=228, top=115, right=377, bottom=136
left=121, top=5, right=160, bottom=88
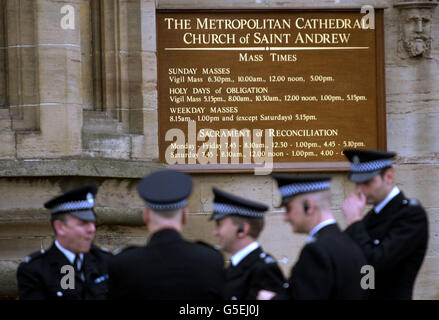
left=279, top=181, right=330, bottom=198
left=51, top=200, right=94, bottom=214
left=145, top=199, right=188, bottom=211
left=350, top=159, right=393, bottom=173
left=213, top=203, right=265, bottom=219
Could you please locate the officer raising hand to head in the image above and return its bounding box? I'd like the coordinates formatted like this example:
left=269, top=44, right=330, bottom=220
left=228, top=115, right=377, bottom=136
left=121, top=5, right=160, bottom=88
left=342, top=149, right=429, bottom=300
left=258, top=175, right=367, bottom=300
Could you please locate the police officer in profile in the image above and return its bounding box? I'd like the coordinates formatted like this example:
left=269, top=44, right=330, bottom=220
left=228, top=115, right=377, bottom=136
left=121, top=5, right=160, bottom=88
left=16, top=185, right=112, bottom=300
left=342, top=149, right=429, bottom=300
left=258, top=176, right=367, bottom=300
left=210, top=187, right=285, bottom=300
left=108, top=170, right=225, bottom=300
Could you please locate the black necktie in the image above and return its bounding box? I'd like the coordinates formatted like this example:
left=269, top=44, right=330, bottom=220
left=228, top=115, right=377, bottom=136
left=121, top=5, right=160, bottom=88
left=74, top=255, right=85, bottom=282
left=73, top=255, right=81, bottom=272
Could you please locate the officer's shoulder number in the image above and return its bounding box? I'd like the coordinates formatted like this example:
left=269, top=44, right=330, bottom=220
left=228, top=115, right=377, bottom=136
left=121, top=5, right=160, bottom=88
left=22, top=249, right=46, bottom=264
left=402, top=199, right=420, bottom=207
left=258, top=252, right=277, bottom=264
left=113, top=246, right=138, bottom=255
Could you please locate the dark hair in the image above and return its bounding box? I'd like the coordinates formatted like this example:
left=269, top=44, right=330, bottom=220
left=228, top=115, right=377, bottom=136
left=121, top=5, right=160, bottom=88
left=229, top=215, right=265, bottom=239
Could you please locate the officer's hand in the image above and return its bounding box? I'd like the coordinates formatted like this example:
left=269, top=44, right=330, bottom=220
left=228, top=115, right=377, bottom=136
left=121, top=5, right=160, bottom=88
left=257, top=289, right=276, bottom=300
left=342, top=192, right=366, bottom=227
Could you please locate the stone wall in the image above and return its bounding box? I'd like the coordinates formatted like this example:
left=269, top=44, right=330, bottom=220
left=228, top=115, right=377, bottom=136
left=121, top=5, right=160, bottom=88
left=0, top=0, right=438, bottom=299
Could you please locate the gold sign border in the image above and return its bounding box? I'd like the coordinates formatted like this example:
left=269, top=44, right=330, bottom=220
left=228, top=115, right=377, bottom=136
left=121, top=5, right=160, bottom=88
left=157, top=9, right=387, bottom=173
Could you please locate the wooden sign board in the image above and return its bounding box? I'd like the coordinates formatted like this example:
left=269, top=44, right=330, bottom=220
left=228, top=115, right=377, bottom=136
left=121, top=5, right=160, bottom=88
left=156, top=10, right=386, bottom=172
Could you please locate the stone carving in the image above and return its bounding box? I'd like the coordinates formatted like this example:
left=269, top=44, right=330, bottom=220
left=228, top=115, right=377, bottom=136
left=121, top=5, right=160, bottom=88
left=394, top=0, right=438, bottom=58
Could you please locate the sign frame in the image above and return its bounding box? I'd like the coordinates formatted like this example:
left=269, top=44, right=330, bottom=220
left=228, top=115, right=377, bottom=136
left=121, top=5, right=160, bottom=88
left=156, top=9, right=387, bottom=173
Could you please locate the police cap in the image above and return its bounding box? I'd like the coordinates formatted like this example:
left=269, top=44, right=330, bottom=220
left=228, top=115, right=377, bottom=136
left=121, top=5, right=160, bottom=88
left=343, top=149, right=396, bottom=183
left=44, top=184, right=98, bottom=221
left=137, top=170, right=193, bottom=211
left=272, top=174, right=331, bottom=207
left=210, top=187, right=268, bottom=221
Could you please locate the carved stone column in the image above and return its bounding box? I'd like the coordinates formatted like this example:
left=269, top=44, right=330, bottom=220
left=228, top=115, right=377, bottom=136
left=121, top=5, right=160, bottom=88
left=99, top=0, right=144, bottom=134
left=80, top=0, right=94, bottom=110
left=131, top=0, right=158, bottom=160
left=5, top=0, right=40, bottom=131
left=0, top=0, right=15, bottom=159
left=0, top=0, right=6, bottom=109
left=15, top=0, right=83, bottom=158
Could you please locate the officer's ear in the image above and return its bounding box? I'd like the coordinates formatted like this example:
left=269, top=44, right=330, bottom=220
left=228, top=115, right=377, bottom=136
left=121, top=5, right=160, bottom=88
left=383, top=167, right=394, bottom=185
left=53, top=219, right=66, bottom=236
left=236, top=222, right=250, bottom=239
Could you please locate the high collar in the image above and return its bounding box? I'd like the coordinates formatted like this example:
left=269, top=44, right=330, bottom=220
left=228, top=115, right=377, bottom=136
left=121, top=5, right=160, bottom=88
left=374, top=186, right=400, bottom=214
left=364, top=191, right=407, bottom=228
left=147, top=228, right=183, bottom=246
left=46, top=243, right=74, bottom=267
left=55, top=240, right=83, bottom=265
left=307, top=219, right=336, bottom=243
left=46, top=243, right=101, bottom=284
left=231, top=241, right=260, bottom=266
left=227, top=247, right=264, bottom=276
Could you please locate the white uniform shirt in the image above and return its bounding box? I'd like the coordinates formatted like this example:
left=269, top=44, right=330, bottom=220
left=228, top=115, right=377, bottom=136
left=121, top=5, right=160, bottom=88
left=230, top=241, right=260, bottom=266
left=307, top=219, right=336, bottom=243
left=374, top=186, right=400, bottom=214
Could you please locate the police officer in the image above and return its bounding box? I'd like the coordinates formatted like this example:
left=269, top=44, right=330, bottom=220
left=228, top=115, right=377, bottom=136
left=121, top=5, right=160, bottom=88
left=108, top=170, right=225, bottom=300
left=342, top=149, right=429, bottom=299
left=16, top=185, right=112, bottom=300
left=258, top=175, right=367, bottom=300
left=211, top=187, right=285, bottom=300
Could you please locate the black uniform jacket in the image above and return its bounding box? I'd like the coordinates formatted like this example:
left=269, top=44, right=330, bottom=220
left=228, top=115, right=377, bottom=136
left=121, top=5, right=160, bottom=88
left=108, top=228, right=225, bottom=300
left=17, top=243, right=112, bottom=300
left=276, top=223, right=368, bottom=300
left=224, top=247, right=285, bottom=300
left=345, top=191, right=429, bottom=300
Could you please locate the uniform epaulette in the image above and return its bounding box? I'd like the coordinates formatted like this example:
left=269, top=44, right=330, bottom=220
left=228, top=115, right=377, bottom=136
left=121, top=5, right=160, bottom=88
left=196, top=241, right=220, bottom=252
left=409, top=199, right=420, bottom=206
left=113, top=246, right=138, bottom=255
left=258, top=252, right=277, bottom=264
left=91, top=245, right=113, bottom=255
left=402, top=199, right=420, bottom=206
left=22, top=249, right=46, bottom=263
